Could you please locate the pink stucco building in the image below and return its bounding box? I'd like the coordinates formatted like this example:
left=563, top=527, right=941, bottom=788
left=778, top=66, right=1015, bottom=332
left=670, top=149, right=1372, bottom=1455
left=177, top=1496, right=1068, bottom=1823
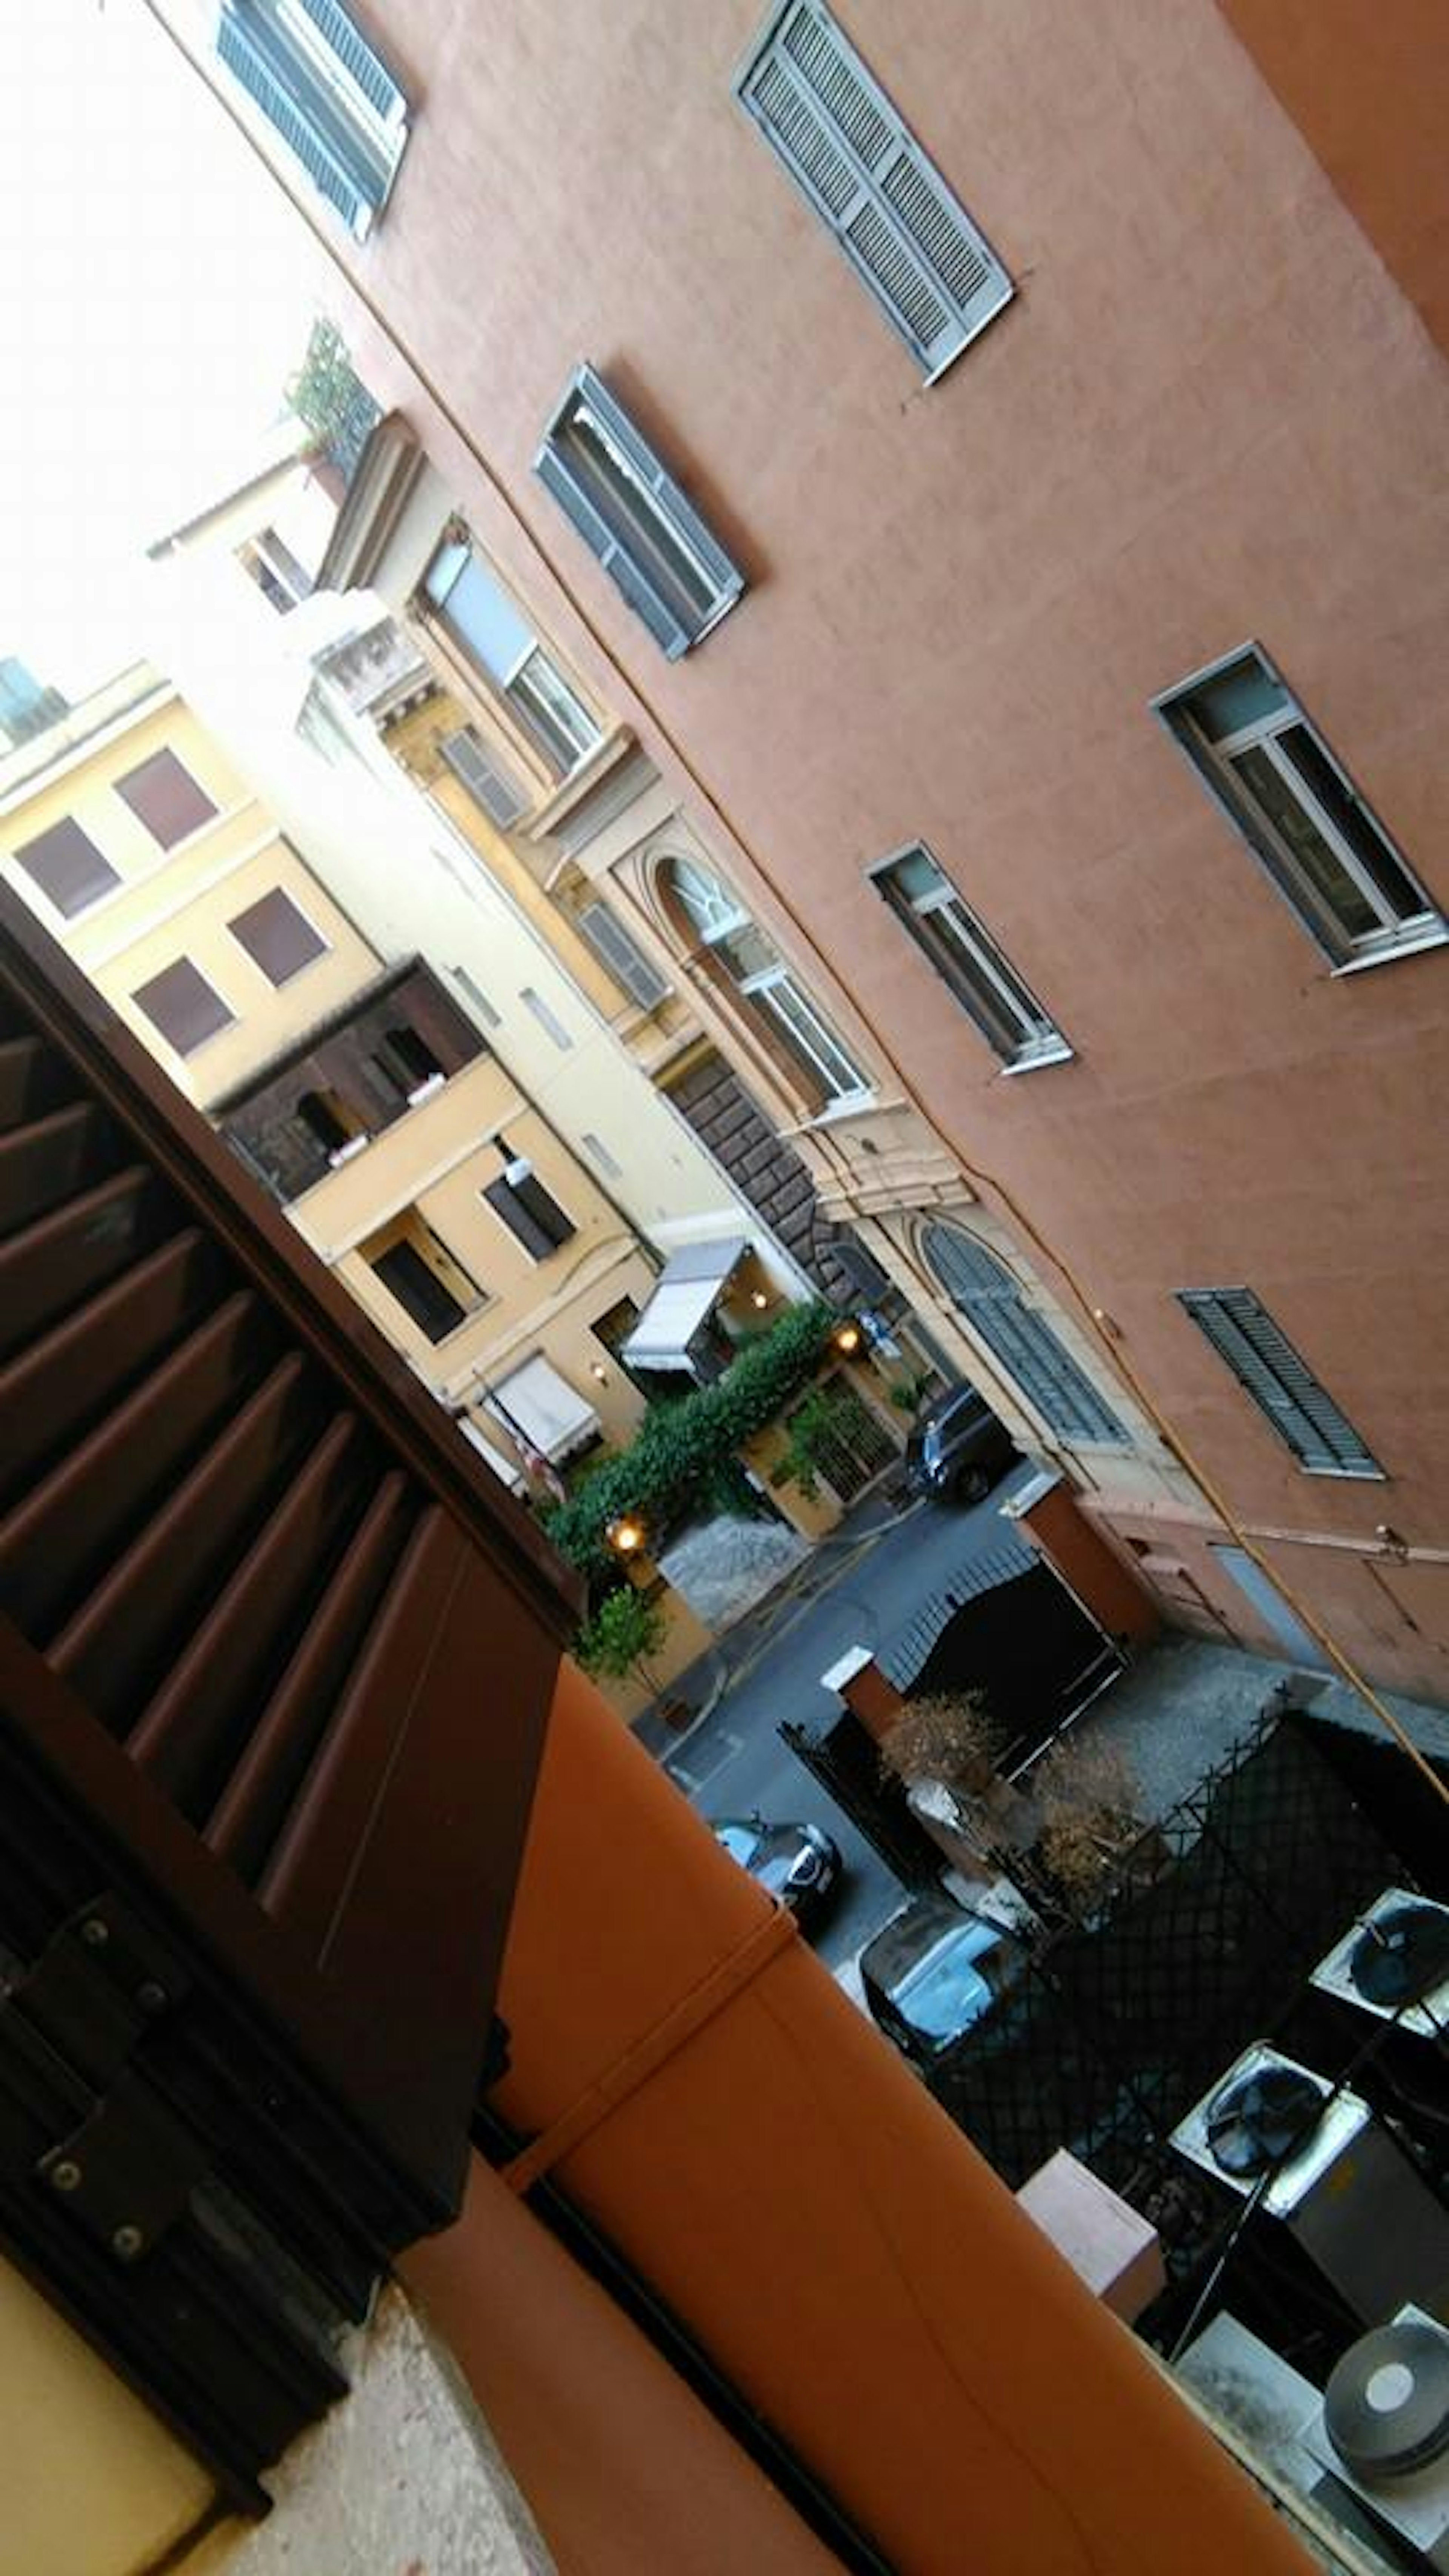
left=170, top=0, right=1449, bottom=1696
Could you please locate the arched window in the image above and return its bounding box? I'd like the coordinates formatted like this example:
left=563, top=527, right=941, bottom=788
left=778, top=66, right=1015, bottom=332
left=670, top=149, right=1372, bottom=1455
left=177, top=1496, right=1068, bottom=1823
left=660, top=857, right=867, bottom=1109
left=922, top=1222, right=1128, bottom=1447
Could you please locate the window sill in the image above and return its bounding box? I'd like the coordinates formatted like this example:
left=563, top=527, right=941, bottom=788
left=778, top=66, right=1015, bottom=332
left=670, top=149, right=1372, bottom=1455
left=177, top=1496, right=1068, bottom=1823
left=802, top=1090, right=879, bottom=1130
left=1297, top=1461, right=1387, bottom=1482
left=998, top=1040, right=1075, bottom=1079
left=528, top=727, right=635, bottom=848
left=1329, top=921, right=1448, bottom=978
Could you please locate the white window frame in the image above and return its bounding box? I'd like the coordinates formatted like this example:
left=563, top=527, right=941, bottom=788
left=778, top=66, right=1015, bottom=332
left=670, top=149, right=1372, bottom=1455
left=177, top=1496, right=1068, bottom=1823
left=733, top=0, right=1013, bottom=382
left=666, top=857, right=869, bottom=1108
left=1156, top=644, right=1445, bottom=972
left=536, top=366, right=744, bottom=660
left=870, top=843, right=1071, bottom=1071
left=424, top=541, right=600, bottom=783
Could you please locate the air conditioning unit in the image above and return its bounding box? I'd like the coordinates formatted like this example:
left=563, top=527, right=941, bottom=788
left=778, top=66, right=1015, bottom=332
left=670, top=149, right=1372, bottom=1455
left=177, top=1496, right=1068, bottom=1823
left=1170, top=2042, right=1449, bottom=2323
left=1311, top=1886, right=1449, bottom=2038
left=1304, top=2307, right=1449, bottom=2569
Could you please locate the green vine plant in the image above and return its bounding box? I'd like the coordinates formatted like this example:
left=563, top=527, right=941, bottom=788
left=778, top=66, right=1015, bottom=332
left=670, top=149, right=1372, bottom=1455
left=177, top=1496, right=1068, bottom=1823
left=544, top=1301, right=837, bottom=1583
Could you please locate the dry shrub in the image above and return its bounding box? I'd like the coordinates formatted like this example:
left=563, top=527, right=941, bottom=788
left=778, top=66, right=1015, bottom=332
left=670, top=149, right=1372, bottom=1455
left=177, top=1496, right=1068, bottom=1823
left=1034, top=1734, right=1144, bottom=1915
left=880, top=1691, right=1001, bottom=1798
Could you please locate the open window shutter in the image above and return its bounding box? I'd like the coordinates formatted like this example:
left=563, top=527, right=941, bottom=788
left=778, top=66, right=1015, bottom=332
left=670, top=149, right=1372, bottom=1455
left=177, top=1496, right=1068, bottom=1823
left=217, top=6, right=376, bottom=235
left=440, top=728, right=530, bottom=829
left=576, top=900, right=669, bottom=1009
left=535, top=438, right=691, bottom=659
left=737, top=0, right=1012, bottom=376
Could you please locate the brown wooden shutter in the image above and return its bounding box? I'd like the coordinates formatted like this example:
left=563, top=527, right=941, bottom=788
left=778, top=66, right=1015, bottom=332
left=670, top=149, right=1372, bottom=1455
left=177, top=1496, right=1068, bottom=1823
left=114, top=749, right=218, bottom=848
left=0, top=887, right=578, bottom=2502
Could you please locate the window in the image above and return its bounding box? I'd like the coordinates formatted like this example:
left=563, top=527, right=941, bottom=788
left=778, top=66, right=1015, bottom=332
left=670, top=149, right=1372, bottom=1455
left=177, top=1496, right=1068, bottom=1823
left=575, top=899, right=671, bottom=1010
left=297, top=1086, right=366, bottom=1157
left=735, top=0, right=1013, bottom=380
left=451, top=965, right=500, bottom=1029
left=12, top=817, right=119, bottom=918
left=873, top=845, right=1069, bottom=1069
left=922, top=1221, right=1128, bottom=1447
left=663, top=855, right=868, bottom=1107
left=237, top=526, right=314, bottom=614
left=482, top=1150, right=576, bottom=1260
left=132, top=958, right=235, bottom=1058
left=366, top=1218, right=482, bottom=1345
left=227, top=887, right=328, bottom=985
left=374, top=1023, right=445, bottom=1099
left=1157, top=647, right=1443, bottom=969
left=115, top=750, right=217, bottom=848
left=1177, top=1287, right=1382, bottom=1478
left=582, top=1132, right=623, bottom=1181
left=439, top=727, right=531, bottom=830
left=424, top=544, right=599, bottom=778
left=536, top=366, right=744, bottom=660
left=215, top=0, right=409, bottom=239
left=520, top=987, right=574, bottom=1050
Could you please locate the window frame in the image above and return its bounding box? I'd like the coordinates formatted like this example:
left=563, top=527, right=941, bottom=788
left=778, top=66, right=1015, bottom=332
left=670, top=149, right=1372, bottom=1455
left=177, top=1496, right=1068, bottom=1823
left=732, top=0, right=1014, bottom=382
left=535, top=366, right=745, bottom=660
left=423, top=540, right=600, bottom=784
left=364, top=1214, right=486, bottom=1347
left=225, top=885, right=331, bottom=989
left=1177, top=1285, right=1384, bottom=1480
left=663, top=856, right=870, bottom=1110
left=1155, top=643, right=1444, bottom=972
left=870, top=842, right=1072, bottom=1071
left=216, top=0, right=409, bottom=240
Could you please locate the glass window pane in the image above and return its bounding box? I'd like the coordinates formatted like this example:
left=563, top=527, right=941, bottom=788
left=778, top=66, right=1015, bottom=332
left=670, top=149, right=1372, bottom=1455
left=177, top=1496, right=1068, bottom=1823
left=14, top=817, right=120, bottom=917
left=718, top=920, right=780, bottom=981
left=132, top=958, right=234, bottom=1057
left=1278, top=727, right=1426, bottom=924
left=1187, top=655, right=1288, bottom=744
left=228, top=887, right=328, bottom=985
left=890, top=846, right=947, bottom=904
left=1228, top=744, right=1378, bottom=940
left=667, top=858, right=741, bottom=942
left=438, top=555, right=535, bottom=683
left=509, top=648, right=598, bottom=772
left=760, top=977, right=863, bottom=1099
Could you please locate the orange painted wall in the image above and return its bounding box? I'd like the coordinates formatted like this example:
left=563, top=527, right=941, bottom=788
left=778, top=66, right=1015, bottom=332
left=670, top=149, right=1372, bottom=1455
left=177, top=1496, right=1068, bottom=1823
left=1215, top=0, right=1449, bottom=357
left=474, top=1664, right=1309, bottom=2576
left=218, top=0, right=1449, bottom=1696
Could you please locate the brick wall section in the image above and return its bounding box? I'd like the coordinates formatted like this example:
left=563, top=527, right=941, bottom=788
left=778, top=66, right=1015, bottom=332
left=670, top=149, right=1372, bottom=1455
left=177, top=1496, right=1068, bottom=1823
left=666, top=1052, right=855, bottom=1304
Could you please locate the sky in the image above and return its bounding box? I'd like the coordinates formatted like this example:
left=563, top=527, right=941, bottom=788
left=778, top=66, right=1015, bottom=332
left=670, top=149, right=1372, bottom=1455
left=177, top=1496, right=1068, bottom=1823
left=0, top=0, right=329, bottom=696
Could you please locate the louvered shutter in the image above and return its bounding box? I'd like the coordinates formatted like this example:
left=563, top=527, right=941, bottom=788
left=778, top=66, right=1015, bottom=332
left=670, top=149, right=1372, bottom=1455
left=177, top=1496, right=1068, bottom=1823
left=1178, top=1290, right=1381, bottom=1476
left=923, top=1222, right=1128, bottom=1447
left=217, top=7, right=375, bottom=235
left=576, top=900, right=670, bottom=1009
left=536, top=368, right=744, bottom=659
left=439, top=728, right=530, bottom=829
left=0, top=888, right=575, bottom=2495
left=295, top=0, right=406, bottom=125
left=736, top=0, right=1012, bottom=378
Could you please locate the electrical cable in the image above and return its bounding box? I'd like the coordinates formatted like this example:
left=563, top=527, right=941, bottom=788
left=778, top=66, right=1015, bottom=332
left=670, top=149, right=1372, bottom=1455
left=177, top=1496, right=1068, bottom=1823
left=137, top=0, right=1449, bottom=1810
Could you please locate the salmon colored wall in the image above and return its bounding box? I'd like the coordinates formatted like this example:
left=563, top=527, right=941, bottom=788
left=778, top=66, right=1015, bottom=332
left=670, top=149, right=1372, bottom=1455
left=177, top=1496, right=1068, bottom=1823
left=483, top=1664, right=1309, bottom=2575
left=266, top=0, right=1449, bottom=1694
left=1215, top=0, right=1449, bottom=357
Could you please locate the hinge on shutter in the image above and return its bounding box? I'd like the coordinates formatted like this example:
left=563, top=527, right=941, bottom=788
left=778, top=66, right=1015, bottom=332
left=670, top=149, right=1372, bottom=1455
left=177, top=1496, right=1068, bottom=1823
left=1, top=1893, right=206, bottom=2262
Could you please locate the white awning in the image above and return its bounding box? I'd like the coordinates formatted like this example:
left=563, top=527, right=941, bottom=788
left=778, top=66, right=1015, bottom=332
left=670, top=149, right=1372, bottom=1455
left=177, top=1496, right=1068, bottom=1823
left=485, top=1355, right=600, bottom=1462
left=620, top=1238, right=748, bottom=1373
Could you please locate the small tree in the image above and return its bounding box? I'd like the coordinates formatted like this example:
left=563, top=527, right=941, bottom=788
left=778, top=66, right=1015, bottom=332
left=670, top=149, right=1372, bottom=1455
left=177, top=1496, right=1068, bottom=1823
left=573, top=1586, right=669, bottom=1695
left=879, top=1691, right=1001, bottom=1800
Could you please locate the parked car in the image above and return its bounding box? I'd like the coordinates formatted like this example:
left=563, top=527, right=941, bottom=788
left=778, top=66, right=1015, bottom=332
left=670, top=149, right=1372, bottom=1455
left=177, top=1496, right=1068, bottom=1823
left=903, top=1382, right=1017, bottom=1506
left=858, top=1898, right=1026, bottom=2072
left=711, top=1815, right=842, bottom=1929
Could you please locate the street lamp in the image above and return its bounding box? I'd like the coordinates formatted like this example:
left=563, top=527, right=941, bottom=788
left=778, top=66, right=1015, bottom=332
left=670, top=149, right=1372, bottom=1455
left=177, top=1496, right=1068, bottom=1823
left=830, top=1317, right=864, bottom=1360
left=606, top=1512, right=648, bottom=1562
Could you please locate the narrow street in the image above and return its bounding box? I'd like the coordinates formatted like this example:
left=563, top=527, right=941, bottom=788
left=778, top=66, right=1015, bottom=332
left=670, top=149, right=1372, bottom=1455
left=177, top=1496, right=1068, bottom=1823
left=651, top=1461, right=1039, bottom=1968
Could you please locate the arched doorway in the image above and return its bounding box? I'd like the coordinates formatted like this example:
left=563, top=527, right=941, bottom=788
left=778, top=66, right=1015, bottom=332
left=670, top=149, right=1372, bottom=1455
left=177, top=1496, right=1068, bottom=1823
left=921, top=1222, right=1127, bottom=1447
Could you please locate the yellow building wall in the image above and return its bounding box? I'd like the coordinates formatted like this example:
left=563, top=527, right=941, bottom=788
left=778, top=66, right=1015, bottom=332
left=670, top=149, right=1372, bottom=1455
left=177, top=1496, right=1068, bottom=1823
left=0, top=2248, right=216, bottom=2576
left=0, top=689, right=383, bottom=1114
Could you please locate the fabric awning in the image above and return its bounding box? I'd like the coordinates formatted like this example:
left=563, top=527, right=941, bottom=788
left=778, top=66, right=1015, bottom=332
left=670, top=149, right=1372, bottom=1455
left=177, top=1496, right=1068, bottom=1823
left=620, top=1237, right=749, bottom=1373
left=486, top=1355, right=600, bottom=1462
